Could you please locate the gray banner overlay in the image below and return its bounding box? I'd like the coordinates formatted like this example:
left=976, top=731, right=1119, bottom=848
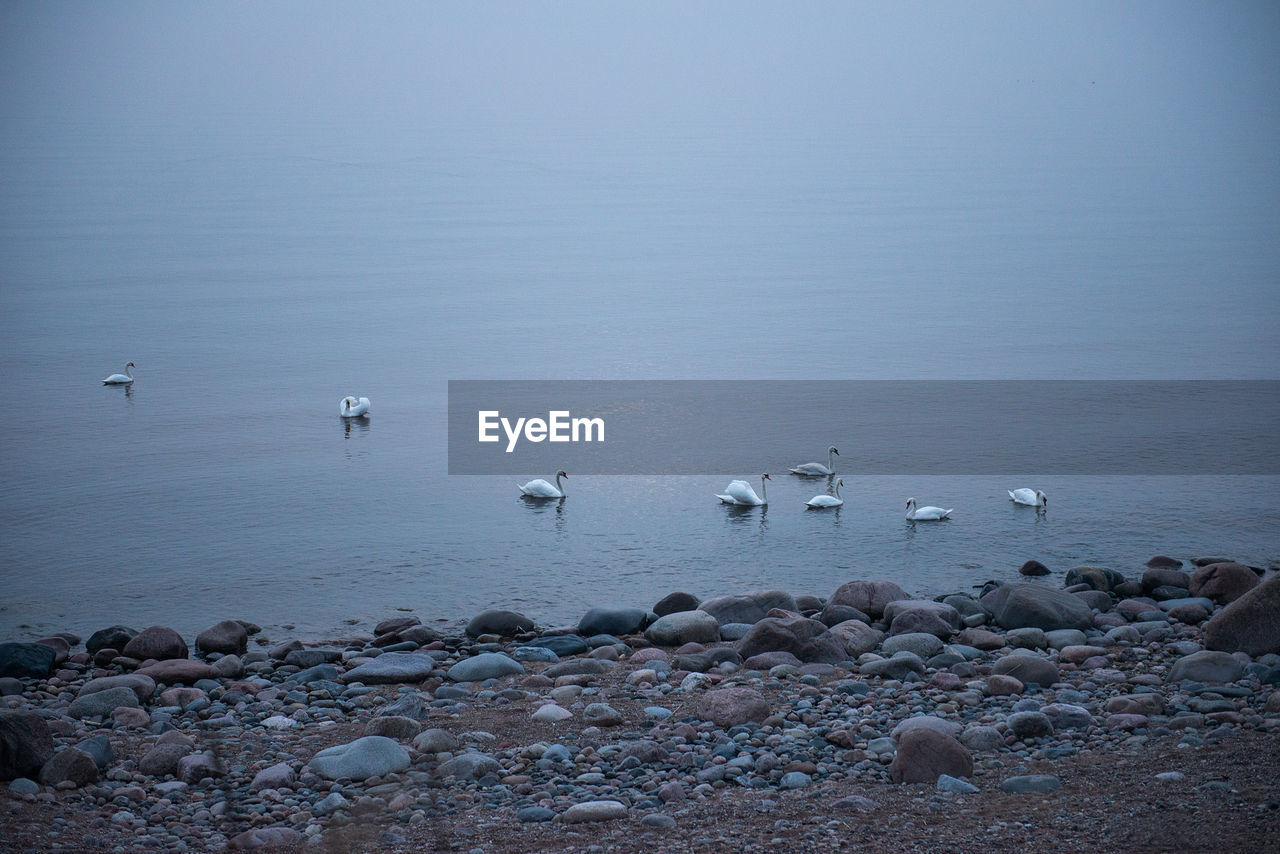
left=448, top=381, right=1280, bottom=475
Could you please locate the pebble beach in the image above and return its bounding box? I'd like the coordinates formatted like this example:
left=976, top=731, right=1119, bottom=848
left=3, top=556, right=1279, bottom=853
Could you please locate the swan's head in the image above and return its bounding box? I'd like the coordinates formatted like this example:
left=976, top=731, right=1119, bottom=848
left=829, top=446, right=839, bottom=455
left=126, top=361, right=135, bottom=368
left=761, top=473, right=771, bottom=480
left=905, top=497, right=916, bottom=509
left=556, top=470, right=568, bottom=479
left=1037, top=490, right=1048, bottom=506
left=835, top=478, right=843, bottom=487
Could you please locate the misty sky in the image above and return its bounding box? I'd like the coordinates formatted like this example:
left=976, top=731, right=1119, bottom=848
left=1, top=2, right=1277, bottom=379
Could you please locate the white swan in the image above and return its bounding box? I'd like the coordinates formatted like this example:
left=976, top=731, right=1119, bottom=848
left=906, top=497, right=952, bottom=521
left=790, top=446, right=839, bottom=476
left=340, top=396, right=370, bottom=417
left=806, top=477, right=844, bottom=508
left=1008, top=488, right=1047, bottom=508
left=102, top=362, right=135, bottom=385
left=520, top=470, right=567, bottom=498
left=716, top=473, right=770, bottom=506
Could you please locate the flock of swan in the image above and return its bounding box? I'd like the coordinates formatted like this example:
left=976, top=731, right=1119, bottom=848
left=102, top=370, right=1047, bottom=519
left=517, top=446, right=1049, bottom=518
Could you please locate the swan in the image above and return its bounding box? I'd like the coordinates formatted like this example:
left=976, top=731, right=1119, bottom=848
left=790, top=446, right=839, bottom=476
left=520, top=470, right=567, bottom=498
left=340, top=396, right=370, bottom=417
left=1009, top=488, right=1047, bottom=508
left=906, top=497, right=952, bottom=521
left=716, top=473, right=770, bottom=506
left=806, top=477, right=844, bottom=508
left=102, top=362, right=135, bottom=385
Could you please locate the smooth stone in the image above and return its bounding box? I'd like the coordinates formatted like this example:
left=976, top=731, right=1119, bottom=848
left=696, top=687, right=770, bottom=727
left=446, top=653, right=525, bottom=682
left=465, top=609, right=534, bottom=638
left=122, top=626, right=189, bottom=661
left=1006, top=627, right=1048, bottom=649
left=0, top=643, right=56, bottom=679
left=439, top=751, right=500, bottom=780
left=981, top=584, right=1093, bottom=631
left=194, top=620, right=248, bottom=656
left=340, top=652, right=438, bottom=684
left=561, top=800, right=628, bottom=823
left=38, top=747, right=99, bottom=787
left=8, top=778, right=39, bottom=795
left=308, top=736, right=410, bottom=781
left=891, top=716, right=963, bottom=741
left=780, top=771, right=812, bottom=789
left=1167, top=650, right=1245, bottom=684
left=513, top=646, right=560, bottom=663
left=644, top=610, right=722, bottom=646
left=525, top=635, right=589, bottom=656
left=68, top=686, right=138, bottom=720
left=577, top=606, right=647, bottom=637
left=889, top=728, right=973, bottom=784
left=882, top=632, right=944, bottom=659
left=1203, top=573, right=1280, bottom=657
left=653, top=591, right=700, bottom=616
left=1001, top=774, right=1061, bottom=793
left=1006, top=711, right=1054, bottom=740
left=134, top=659, right=218, bottom=684
left=937, top=773, right=979, bottom=794
left=413, top=728, right=460, bottom=753
left=249, top=761, right=296, bottom=791
left=518, top=806, right=556, bottom=823
left=85, top=626, right=138, bottom=656
left=991, top=654, right=1059, bottom=687
left=532, top=704, right=573, bottom=722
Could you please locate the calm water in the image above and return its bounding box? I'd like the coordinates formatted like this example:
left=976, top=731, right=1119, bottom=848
left=1, top=109, right=1277, bottom=641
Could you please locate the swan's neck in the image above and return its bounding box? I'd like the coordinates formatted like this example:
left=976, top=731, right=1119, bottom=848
left=555, top=473, right=564, bottom=492
left=833, top=481, right=841, bottom=499
left=760, top=477, right=768, bottom=503
left=828, top=449, right=835, bottom=471
left=125, top=364, right=133, bottom=379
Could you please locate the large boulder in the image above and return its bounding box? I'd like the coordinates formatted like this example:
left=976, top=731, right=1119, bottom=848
left=829, top=581, right=910, bottom=620
left=1189, top=563, right=1260, bottom=605
left=734, top=615, right=827, bottom=660
left=195, top=620, right=248, bottom=657
left=0, top=711, right=54, bottom=780
left=1203, top=573, right=1280, bottom=656
left=1142, top=566, right=1191, bottom=592
left=644, top=610, right=721, bottom=646
left=78, top=674, right=156, bottom=704
left=813, top=620, right=884, bottom=660
left=889, top=728, right=973, bottom=784
left=86, top=626, right=138, bottom=656
left=122, top=626, right=188, bottom=662
left=446, top=653, right=524, bottom=683
left=653, top=592, right=700, bottom=616
left=577, top=607, right=647, bottom=637
left=341, top=652, right=439, bottom=684
left=980, top=583, right=1092, bottom=631
left=465, top=610, right=534, bottom=638
left=68, top=686, right=139, bottom=720
left=991, top=654, right=1060, bottom=687
left=1167, top=650, right=1245, bottom=684
left=696, top=687, right=770, bottom=728
left=699, top=590, right=797, bottom=626
left=308, top=736, right=411, bottom=781
left=0, top=643, right=56, bottom=679
left=38, top=747, right=99, bottom=787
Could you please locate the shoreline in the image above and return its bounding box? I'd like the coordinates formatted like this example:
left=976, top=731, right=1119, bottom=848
left=2, top=557, right=1278, bottom=852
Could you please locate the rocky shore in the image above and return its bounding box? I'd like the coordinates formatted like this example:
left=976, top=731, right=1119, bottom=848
left=2, top=557, right=1279, bottom=853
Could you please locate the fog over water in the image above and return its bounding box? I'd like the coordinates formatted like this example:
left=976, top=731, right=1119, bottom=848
left=1, top=3, right=1277, bottom=639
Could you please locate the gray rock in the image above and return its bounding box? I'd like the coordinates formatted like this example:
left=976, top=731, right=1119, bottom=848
left=544, top=658, right=611, bottom=678
left=176, top=751, right=224, bottom=783
left=227, top=827, right=301, bottom=850
left=8, top=777, right=38, bottom=795
left=249, top=761, right=296, bottom=791
left=309, top=736, right=410, bottom=781
left=38, top=748, right=98, bottom=787
left=0, top=643, right=56, bottom=679
left=439, top=751, right=499, bottom=780
left=518, top=805, right=556, bottom=822
left=991, top=654, right=1059, bottom=687
left=284, top=648, right=343, bottom=668
left=525, top=635, right=589, bottom=656
left=981, top=583, right=1093, bottom=631
left=1189, top=562, right=1260, bottom=605
left=892, top=716, right=963, bottom=740
left=292, top=663, right=341, bottom=684
left=829, top=580, right=911, bottom=619
left=1041, top=703, right=1094, bottom=729
left=882, top=632, right=944, bottom=659
left=446, top=653, right=525, bottom=683
left=195, top=620, right=248, bottom=656
left=889, top=728, right=973, bottom=784
left=1167, top=650, right=1245, bottom=684
left=1203, top=572, right=1280, bottom=657
left=937, top=773, right=979, bottom=793
left=1006, top=627, right=1047, bottom=649
left=960, top=725, right=1004, bottom=753
left=341, top=652, right=439, bottom=684
left=780, top=771, right=812, bottom=789
left=313, top=791, right=350, bottom=816
left=1044, top=629, right=1088, bottom=649
left=513, top=646, right=560, bottom=663
left=561, top=800, right=627, bottom=823
left=644, top=610, right=721, bottom=646
left=696, top=687, right=770, bottom=727
left=1007, top=711, right=1054, bottom=740
left=68, top=686, right=139, bottom=720
left=640, top=813, right=677, bottom=828
left=1001, top=774, right=1061, bottom=793
left=365, top=716, right=421, bottom=739
left=85, top=625, right=138, bottom=656
left=121, top=626, right=188, bottom=661
left=578, top=606, right=647, bottom=637
left=412, top=728, right=460, bottom=753
left=1065, top=566, right=1126, bottom=592
left=77, top=674, right=156, bottom=703
left=653, top=591, right=700, bottom=616
left=859, top=653, right=925, bottom=680
left=699, top=590, right=797, bottom=626
left=74, top=735, right=114, bottom=770
left=465, top=609, right=534, bottom=638
left=583, top=703, right=624, bottom=726
left=138, top=743, right=192, bottom=777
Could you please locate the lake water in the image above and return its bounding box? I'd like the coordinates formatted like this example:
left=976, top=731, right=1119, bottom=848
left=2, top=106, right=1277, bottom=641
